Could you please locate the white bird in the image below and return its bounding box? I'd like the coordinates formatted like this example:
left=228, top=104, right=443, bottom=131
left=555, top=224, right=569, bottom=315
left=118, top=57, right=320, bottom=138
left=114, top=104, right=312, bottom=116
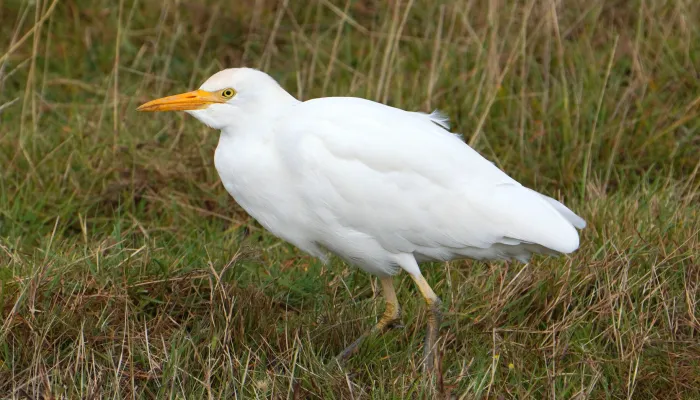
left=137, top=68, right=585, bottom=371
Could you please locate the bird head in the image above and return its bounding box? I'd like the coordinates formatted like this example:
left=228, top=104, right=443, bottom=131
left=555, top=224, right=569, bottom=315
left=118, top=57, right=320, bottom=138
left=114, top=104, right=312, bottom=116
left=137, top=68, right=296, bottom=130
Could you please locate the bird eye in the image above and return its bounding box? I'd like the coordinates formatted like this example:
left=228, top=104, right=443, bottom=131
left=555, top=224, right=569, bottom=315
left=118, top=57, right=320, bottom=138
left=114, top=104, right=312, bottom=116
left=221, top=88, right=235, bottom=99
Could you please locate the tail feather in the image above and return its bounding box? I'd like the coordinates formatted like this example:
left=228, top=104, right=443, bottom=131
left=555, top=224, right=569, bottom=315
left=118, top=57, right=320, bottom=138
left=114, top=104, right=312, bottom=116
left=539, top=194, right=586, bottom=229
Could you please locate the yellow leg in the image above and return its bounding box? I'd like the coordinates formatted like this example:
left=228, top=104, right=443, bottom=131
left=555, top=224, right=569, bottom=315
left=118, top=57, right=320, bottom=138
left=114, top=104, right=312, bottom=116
left=337, top=276, right=402, bottom=360
left=376, top=276, right=400, bottom=331
left=410, top=272, right=442, bottom=372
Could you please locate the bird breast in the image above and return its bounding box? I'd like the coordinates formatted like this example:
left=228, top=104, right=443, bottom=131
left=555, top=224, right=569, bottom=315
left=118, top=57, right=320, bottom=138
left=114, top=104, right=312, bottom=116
left=213, top=131, right=316, bottom=250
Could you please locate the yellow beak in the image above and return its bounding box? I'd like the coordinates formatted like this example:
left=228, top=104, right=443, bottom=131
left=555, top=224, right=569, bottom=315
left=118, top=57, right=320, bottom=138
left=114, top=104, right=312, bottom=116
left=136, top=89, right=223, bottom=112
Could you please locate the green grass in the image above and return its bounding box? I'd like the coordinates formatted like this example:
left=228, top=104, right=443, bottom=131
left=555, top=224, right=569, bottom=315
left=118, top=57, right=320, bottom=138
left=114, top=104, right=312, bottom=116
left=1, top=0, right=699, bottom=398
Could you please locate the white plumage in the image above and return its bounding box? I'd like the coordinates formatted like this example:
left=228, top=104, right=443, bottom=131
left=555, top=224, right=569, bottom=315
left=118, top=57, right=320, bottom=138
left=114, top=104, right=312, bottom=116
left=138, top=67, right=585, bottom=371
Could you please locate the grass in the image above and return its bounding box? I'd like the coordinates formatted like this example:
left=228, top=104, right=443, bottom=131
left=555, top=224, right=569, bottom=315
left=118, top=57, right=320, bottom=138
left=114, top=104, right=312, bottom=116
left=1, top=0, right=699, bottom=398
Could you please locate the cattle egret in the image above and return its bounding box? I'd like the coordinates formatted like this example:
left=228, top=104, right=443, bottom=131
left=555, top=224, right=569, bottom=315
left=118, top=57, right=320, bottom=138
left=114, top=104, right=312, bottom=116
left=137, top=68, right=585, bottom=372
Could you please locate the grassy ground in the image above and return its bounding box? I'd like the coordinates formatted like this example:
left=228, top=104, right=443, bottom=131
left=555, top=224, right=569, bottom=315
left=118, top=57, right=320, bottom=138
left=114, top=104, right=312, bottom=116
left=1, top=0, right=699, bottom=398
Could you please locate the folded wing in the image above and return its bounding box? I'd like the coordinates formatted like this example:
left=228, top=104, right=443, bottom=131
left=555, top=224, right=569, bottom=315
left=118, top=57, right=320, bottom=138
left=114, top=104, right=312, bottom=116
left=275, top=97, right=584, bottom=262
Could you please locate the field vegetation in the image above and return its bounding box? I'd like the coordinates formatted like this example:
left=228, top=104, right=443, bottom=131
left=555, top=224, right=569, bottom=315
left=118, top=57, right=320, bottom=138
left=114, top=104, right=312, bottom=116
left=1, top=0, right=699, bottom=398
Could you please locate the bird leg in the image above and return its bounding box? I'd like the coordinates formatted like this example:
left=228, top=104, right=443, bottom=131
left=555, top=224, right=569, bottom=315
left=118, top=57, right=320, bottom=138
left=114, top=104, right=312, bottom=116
left=337, top=276, right=402, bottom=361
left=409, top=272, right=442, bottom=373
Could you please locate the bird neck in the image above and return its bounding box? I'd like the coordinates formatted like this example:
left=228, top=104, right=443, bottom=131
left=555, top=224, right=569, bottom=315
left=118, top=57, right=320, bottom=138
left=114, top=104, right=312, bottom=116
left=220, top=95, right=299, bottom=138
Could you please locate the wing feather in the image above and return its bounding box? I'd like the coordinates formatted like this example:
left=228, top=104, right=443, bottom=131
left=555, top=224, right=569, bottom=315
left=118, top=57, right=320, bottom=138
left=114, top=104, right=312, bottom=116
left=274, top=97, right=583, bottom=260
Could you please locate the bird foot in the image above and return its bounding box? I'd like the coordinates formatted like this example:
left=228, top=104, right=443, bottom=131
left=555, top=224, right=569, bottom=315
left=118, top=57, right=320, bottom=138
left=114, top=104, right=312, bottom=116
left=336, top=333, right=369, bottom=361
left=336, top=317, right=402, bottom=362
